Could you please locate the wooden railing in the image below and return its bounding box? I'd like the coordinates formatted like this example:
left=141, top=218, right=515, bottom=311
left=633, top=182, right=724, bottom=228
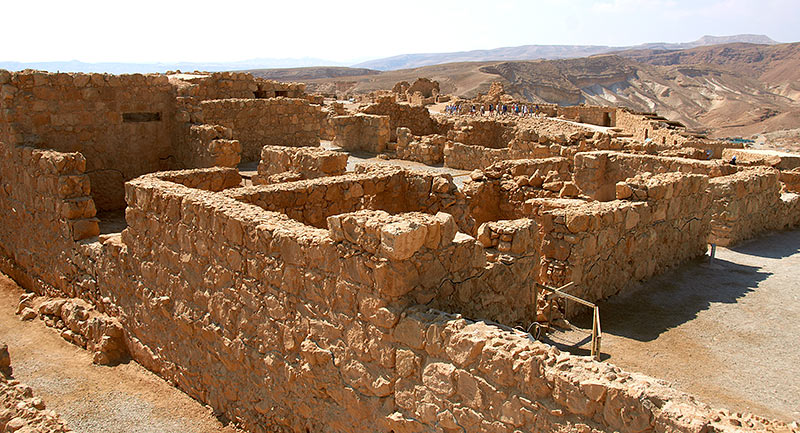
left=535, top=282, right=603, bottom=361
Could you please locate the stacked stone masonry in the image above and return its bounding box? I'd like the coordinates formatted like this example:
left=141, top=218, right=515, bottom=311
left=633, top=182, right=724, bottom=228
left=2, top=70, right=800, bottom=433
left=253, top=145, right=348, bottom=185
left=360, top=96, right=447, bottom=141
left=0, top=343, right=73, bottom=432
left=1, top=162, right=789, bottom=432
left=331, top=114, right=390, bottom=154
left=0, top=70, right=176, bottom=211
left=198, top=98, right=323, bottom=162
left=709, top=167, right=800, bottom=246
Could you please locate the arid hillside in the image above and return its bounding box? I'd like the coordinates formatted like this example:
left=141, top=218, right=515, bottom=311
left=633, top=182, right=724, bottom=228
left=259, top=42, right=800, bottom=141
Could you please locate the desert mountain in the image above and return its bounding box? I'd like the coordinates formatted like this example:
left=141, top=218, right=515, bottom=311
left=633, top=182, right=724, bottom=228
left=277, top=42, right=799, bottom=140
left=353, top=34, right=778, bottom=71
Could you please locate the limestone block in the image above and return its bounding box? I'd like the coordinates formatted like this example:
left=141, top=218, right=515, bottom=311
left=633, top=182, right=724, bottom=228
left=422, top=362, right=456, bottom=397
left=380, top=220, right=428, bottom=260
left=70, top=218, right=99, bottom=241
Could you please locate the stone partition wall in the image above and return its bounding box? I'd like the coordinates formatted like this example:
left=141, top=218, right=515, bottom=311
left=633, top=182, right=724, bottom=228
left=0, top=70, right=177, bottom=211
left=174, top=124, right=241, bottom=169
left=225, top=167, right=468, bottom=232
left=170, top=72, right=305, bottom=100
left=198, top=98, right=322, bottom=162
left=781, top=168, right=800, bottom=193
left=444, top=142, right=558, bottom=170
left=574, top=151, right=738, bottom=201
left=463, top=158, right=574, bottom=231
left=557, top=105, right=616, bottom=127
left=0, top=141, right=98, bottom=296
left=539, top=172, right=711, bottom=304
left=253, top=145, right=347, bottom=185
left=331, top=114, right=390, bottom=153
left=0, top=159, right=794, bottom=432
left=708, top=168, right=800, bottom=246
left=360, top=96, right=447, bottom=141
left=721, top=148, right=800, bottom=170
left=614, top=109, right=685, bottom=146
left=447, top=119, right=516, bottom=149
left=396, top=128, right=448, bottom=165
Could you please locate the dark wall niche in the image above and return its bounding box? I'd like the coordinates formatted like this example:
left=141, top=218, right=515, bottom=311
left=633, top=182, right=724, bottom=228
left=123, top=112, right=162, bottom=122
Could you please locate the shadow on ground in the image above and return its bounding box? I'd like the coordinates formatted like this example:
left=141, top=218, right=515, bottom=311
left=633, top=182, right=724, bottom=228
left=564, top=254, right=771, bottom=344
left=727, top=229, right=800, bottom=259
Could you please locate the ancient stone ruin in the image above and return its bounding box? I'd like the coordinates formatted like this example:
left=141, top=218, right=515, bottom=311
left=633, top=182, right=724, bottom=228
left=0, top=70, right=798, bottom=432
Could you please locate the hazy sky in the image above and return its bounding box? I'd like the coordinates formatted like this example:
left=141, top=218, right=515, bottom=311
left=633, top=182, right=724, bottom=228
left=3, top=0, right=798, bottom=63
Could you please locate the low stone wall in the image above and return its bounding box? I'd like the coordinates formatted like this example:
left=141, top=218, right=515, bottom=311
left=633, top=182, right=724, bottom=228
left=722, top=148, right=800, bottom=170
left=154, top=166, right=242, bottom=191
left=331, top=114, right=390, bottom=153
left=540, top=172, right=711, bottom=304
left=0, top=344, right=73, bottom=432
left=253, top=145, right=347, bottom=185
left=708, top=168, right=799, bottom=246
left=781, top=168, right=800, bottom=193
left=574, top=151, right=738, bottom=201
left=170, top=72, right=305, bottom=100
left=615, top=109, right=687, bottom=146
left=463, top=158, right=574, bottom=230
left=360, top=96, right=446, bottom=141
left=557, top=105, right=616, bottom=127
left=396, top=128, right=447, bottom=165
left=198, top=98, right=322, bottom=162
left=174, top=124, right=241, bottom=169
left=444, top=142, right=557, bottom=170
left=0, top=142, right=98, bottom=295
left=447, top=118, right=516, bottom=149
left=226, top=167, right=467, bottom=231
left=17, top=295, right=128, bottom=365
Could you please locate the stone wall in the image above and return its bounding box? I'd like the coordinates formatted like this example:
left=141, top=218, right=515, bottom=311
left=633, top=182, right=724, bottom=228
left=781, top=168, right=800, bottom=193
left=574, top=151, right=738, bottom=201
left=463, top=158, right=574, bottom=230
left=709, top=168, right=800, bottom=246
left=0, top=343, right=73, bottom=432
left=331, top=114, right=390, bottom=154
left=198, top=98, right=322, bottom=162
left=0, top=141, right=98, bottom=297
left=444, top=142, right=557, bottom=170
left=174, top=124, right=241, bottom=169
left=557, top=105, right=616, bottom=127
left=396, top=128, right=447, bottom=165
left=360, top=96, right=446, bottom=141
left=0, top=156, right=794, bottom=432
left=0, top=70, right=176, bottom=211
left=253, top=145, right=347, bottom=185
left=447, top=119, right=516, bottom=149
left=540, top=172, right=711, bottom=304
left=226, top=167, right=467, bottom=231
left=722, top=148, right=800, bottom=170
left=170, top=72, right=305, bottom=100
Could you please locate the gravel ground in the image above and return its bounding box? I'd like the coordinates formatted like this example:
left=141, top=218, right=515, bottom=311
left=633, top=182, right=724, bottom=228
left=0, top=275, right=244, bottom=433
left=548, top=229, right=800, bottom=423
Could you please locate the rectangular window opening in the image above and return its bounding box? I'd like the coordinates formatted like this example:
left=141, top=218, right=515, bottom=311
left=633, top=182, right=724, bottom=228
left=123, top=112, right=162, bottom=122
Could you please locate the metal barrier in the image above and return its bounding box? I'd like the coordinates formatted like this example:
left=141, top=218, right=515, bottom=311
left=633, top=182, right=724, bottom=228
left=534, top=282, right=603, bottom=361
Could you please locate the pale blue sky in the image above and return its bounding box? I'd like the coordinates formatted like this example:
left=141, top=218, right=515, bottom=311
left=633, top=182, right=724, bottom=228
left=3, top=0, right=798, bottom=63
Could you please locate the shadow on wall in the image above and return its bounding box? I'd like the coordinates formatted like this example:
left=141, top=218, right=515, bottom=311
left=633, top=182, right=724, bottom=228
left=579, top=255, right=769, bottom=343
left=728, top=229, right=800, bottom=260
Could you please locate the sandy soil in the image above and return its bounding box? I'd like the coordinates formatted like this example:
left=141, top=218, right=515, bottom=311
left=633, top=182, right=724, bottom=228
left=549, top=229, right=800, bottom=422
left=0, top=274, right=244, bottom=433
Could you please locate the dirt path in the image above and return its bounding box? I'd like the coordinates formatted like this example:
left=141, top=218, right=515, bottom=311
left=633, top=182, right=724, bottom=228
left=551, top=229, right=800, bottom=422
left=0, top=274, right=243, bottom=433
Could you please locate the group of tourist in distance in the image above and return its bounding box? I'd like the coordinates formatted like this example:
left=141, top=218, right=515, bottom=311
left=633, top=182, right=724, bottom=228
left=443, top=102, right=543, bottom=117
